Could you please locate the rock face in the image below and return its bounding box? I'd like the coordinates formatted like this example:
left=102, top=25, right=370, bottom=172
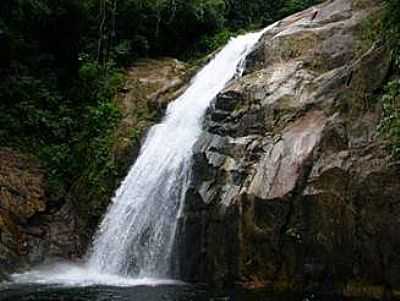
left=0, top=149, right=81, bottom=276
left=176, top=0, right=400, bottom=295
left=112, top=58, right=190, bottom=171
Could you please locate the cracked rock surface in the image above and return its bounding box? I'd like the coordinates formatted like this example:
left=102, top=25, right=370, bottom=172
left=175, top=0, right=400, bottom=293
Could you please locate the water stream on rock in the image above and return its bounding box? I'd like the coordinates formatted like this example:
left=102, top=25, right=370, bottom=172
left=86, top=28, right=266, bottom=279
left=9, top=28, right=266, bottom=287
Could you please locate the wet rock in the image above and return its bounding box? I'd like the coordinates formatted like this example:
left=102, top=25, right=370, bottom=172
left=0, top=148, right=82, bottom=275
left=112, top=57, right=190, bottom=168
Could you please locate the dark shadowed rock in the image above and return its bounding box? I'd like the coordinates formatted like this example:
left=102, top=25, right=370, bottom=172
left=0, top=148, right=82, bottom=274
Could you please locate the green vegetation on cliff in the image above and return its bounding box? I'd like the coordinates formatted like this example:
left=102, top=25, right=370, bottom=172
left=380, top=0, right=400, bottom=158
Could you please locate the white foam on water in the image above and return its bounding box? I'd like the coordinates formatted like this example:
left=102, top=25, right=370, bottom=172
left=10, top=262, right=184, bottom=287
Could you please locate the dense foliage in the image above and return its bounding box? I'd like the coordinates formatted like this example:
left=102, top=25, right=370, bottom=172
left=380, top=0, right=400, bottom=158
left=0, top=0, right=321, bottom=225
left=0, top=0, right=126, bottom=228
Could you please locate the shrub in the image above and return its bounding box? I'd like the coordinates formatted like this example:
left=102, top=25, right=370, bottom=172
left=379, top=80, right=400, bottom=158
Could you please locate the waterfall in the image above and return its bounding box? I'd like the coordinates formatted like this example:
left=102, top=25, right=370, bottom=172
left=86, top=29, right=266, bottom=279
left=10, top=29, right=268, bottom=287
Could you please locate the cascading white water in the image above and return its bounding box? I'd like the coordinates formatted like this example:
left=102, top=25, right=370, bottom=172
left=10, top=28, right=268, bottom=287
left=86, top=29, right=267, bottom=279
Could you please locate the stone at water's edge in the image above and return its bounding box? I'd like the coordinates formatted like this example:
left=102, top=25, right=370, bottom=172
left=176, top=0, right=400, bottom=296
left=0, top=149, right=81, bottom=275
